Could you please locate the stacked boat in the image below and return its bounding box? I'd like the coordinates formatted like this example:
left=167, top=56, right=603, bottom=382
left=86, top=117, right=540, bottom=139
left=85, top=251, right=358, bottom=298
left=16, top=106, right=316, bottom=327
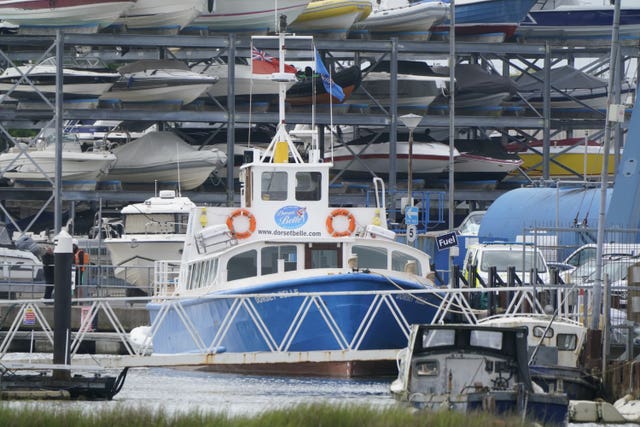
left=0, top=57, right=120, bottom=110
left=99, top=60, right=219, bottom=110
left=0, top=129, right=117, bottom=191
left=350, top=0, right=449, bottom=40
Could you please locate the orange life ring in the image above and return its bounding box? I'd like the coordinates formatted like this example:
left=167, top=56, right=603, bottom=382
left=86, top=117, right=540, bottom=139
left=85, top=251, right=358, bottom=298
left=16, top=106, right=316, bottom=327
left=326, top=208, right=356, bottom=237
left=226, top=208, right=256, bottom=239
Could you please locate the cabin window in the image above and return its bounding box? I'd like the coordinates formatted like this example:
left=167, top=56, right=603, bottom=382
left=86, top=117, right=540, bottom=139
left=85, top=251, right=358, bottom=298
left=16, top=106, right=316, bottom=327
left=471, top=330, right=503, bottom=350
left=556, top=333, right=578, bottom=351
left=261, top=245, right=297, bottom=275
left=422, top=329, right=455, bottom=348
left=392, top=251, right=422, bottom=275
left=352, top=245, right=387, bottom=269
left=533, top=326, right=554, bottom=338
left=175, top=214, right=190, bottom=234
left=415, top=360, right=439, bottom=376
left=227, top=250, right=258, bottom=281
left=185, top=259, right=217, bottom=290
left=295, top=172, right=321, bottom=201
left=124, top=213, right=178, bottom=234
left=305, top=243, right=342, bottom=269
left=261, top=171, right=287, bottom=201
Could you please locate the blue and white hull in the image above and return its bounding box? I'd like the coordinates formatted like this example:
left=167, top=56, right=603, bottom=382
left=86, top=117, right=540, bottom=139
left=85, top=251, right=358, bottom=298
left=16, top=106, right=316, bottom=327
left=431, top=0, right=538, bottom=42
left=518, top=4, right=640, bottom=44
left=148, top=273, right=440, bottom=354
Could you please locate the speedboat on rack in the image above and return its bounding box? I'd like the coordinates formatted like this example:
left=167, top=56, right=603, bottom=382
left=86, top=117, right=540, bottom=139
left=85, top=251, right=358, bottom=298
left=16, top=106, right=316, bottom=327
left=99, top=60, right=219, bottom=109
left=0, top=128, right=116, bottom=191
left=184, top=0, right=310, bottom=34
left=0, top=0, right=136, bottom=34
left=325, top=131, right=456, bottom=180
left=103, top=131, right=227, bottom=191
left=431, top=0, right=539, bottom=43
left=145, top=33, right=443, bottom=377
left=0, top=57, right=120, bottom=109
left=350, top=0, right=449, bottom=40
left=109, top=0, right=209, bottom=34
left=289, top=0, right=373, bottom=40
left=345, top=60, right=449, bottom=114
left=517, top=0, right=640, bottom=45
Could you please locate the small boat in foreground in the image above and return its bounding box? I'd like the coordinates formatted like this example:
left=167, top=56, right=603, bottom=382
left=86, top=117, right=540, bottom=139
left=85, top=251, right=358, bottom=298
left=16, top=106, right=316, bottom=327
left=390, top=323, right=569, bottom=425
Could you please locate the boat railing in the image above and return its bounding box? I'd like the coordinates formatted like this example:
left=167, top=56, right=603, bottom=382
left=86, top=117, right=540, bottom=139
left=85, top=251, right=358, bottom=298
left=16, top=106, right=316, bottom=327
left=0, top=283, right=634, bottom=367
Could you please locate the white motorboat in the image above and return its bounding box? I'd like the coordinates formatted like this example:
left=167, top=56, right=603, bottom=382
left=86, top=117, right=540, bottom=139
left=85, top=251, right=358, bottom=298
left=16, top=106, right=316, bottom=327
left=0, top=129, right=116, bottom=190
left=185, top=0, right=310, bottom=34
left=511, top=65, right=635, bottom=113
left=0, top=0, right=136, bottom=34
left=112, top=0, right=208, bottom=34
left=0, top=57, right=120, bottom=104
left=104, top=131, right=227, bottom=191
left=326, top=134, right=457, bottom=179
left=351, top=0, right=449, bottom=40
left=193, top=56, right=297, bottom=107
left=346, top=60, right=448, bottom=113
left=104, top=190, right=196, bottom=294
left=99, top=60, right=219, bottom=107
left=0, top=229, right=43, bottom=285
left=478, top=313, right=603, bottom=400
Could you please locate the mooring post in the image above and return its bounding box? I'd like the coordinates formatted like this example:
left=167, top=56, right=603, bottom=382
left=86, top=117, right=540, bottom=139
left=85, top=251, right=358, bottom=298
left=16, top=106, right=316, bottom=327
left=53, top=229, right=73, bottom=380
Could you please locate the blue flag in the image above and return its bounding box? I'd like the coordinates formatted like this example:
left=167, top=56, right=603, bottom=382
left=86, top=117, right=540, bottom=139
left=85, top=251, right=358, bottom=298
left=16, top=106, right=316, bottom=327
left=315, top=50, right=345, bottom=102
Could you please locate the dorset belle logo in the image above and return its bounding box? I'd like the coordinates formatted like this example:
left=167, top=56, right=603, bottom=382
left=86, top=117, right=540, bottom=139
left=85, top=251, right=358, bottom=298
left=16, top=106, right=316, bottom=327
left=275, top=205, right=308, bottom=229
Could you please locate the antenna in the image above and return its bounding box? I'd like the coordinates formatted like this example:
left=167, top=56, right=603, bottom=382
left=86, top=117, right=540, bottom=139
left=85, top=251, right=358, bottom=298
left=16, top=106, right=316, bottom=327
left=176, top=142, right=182, bottom=197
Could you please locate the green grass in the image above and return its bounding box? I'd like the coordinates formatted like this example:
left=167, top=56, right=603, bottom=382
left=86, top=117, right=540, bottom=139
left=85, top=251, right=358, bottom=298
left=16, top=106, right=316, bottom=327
left=0, top=402, right=535, bottom=427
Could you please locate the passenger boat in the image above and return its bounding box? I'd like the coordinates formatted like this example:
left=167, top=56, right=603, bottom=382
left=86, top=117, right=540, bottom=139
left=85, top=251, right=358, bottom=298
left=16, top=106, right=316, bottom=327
left=431, top=0, right=539, bottom=43
left=517, top=0, right=640, bottom=45
left=110, top=0, right=208, bottom=34
left=146, top=34, right=442, bottom=377
left=478, top=313, right=604, bottom=400
left=390, top=323, right=569, bottom=425
left=0, top=0, right=136, bottom=34
left=99, top=60, right=219, bottom=108
left=0, top=129, right=116, bottom=190
left=103, top=131, right=227, bottom=191
left=504, top=137, right=616, bottom=178
left=0, top=57, right=120, bottom=104
left=105, top=190, right=195, bottom=295
left=185, top=0, right=310, bottom=34
left=289, top=0, right=372, bottom=40
left=350, top=0, right=449, bottom=41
